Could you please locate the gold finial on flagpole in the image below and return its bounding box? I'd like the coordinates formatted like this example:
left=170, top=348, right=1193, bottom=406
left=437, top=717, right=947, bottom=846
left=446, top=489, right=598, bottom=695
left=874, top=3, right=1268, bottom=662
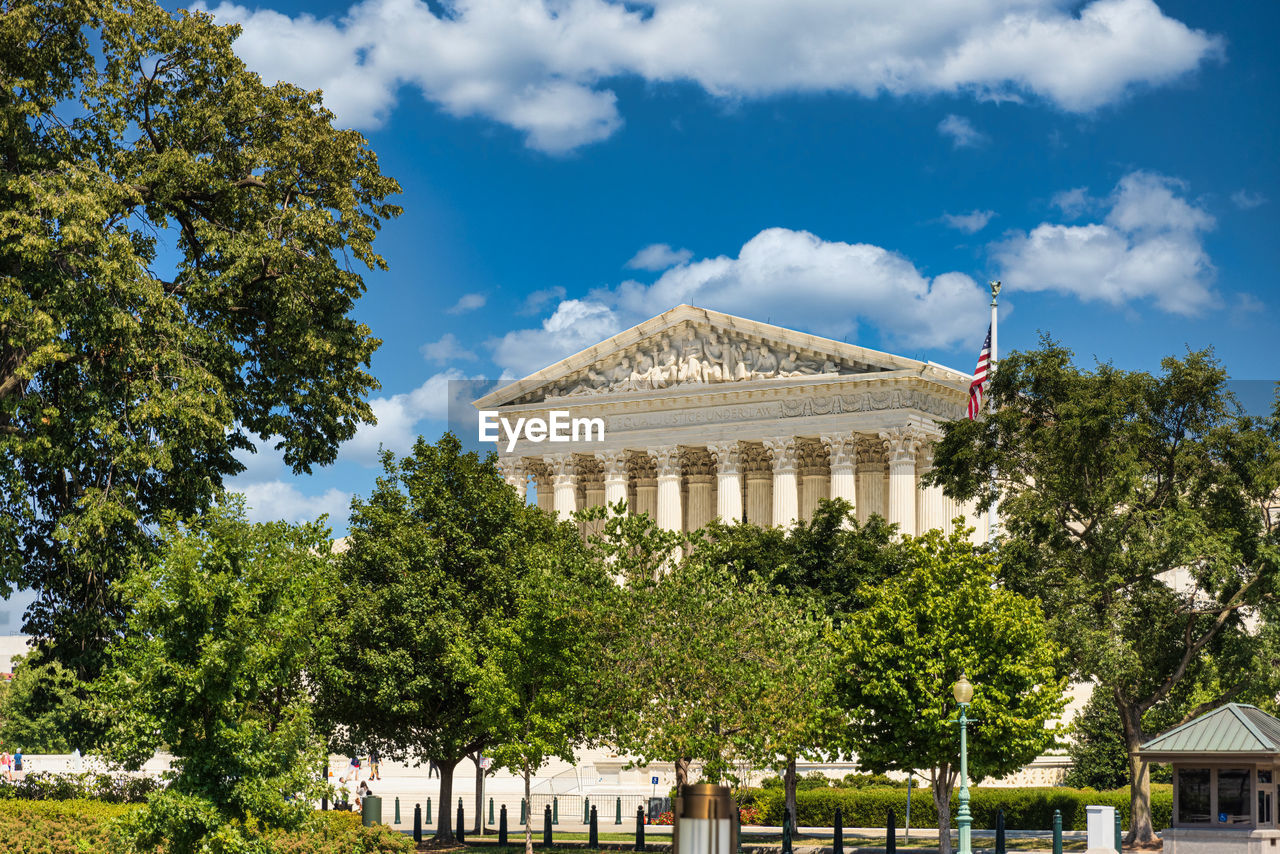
left=989, top=280, right=1001, bottom=304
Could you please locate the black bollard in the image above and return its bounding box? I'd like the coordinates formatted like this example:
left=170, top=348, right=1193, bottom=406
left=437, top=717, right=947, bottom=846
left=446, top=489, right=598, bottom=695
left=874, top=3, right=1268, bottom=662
left=500, top=804, right=509, bottom=847
left=427, top=797, right=432, bottom=825
left=522, top=798, right=527, bottom=825
left=395, top=796, right=401, bottom=826
left=782, top=807, right=793, bottom=854
left=1052, top=809, right=1063, bottom=854
left=886, top=808, right=896, bottom=854
left=553, top=796, right=560, bottom=825
left=616, top=796, right=622, bottom=825
left=321, top=795, right=328, bottom=811
left=833, top=806, right=843, bottom=854
left=457, top=797, right=466, bottom=843
left=635, top=805, right=646, bottom=851
left=544, top=804, right=554, bottom=847
left=995, top=808, right=1006, bottom=854
left=590, top=805, right=599, bottom=848
left=414, top=803, right=422, bottom=844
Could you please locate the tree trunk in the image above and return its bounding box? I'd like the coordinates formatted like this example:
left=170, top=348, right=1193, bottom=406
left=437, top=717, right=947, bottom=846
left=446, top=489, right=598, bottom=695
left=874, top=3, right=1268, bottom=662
left=473, top=750, right=484, bottom=835
left=932, top=765, right=954, bottom=854
left=524, top=764, right=534, bottom=854
left=1120, top=700, right=1157, bottom=847
left=435, top=756, right=459, bottom=842
left=675, top=757, right=691, bottom=792
left=784, top=756, right=798, bottom=834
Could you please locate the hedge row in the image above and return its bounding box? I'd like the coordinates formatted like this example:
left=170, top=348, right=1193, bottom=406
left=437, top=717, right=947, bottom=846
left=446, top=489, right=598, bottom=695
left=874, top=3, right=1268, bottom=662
left=745, top=785, right=1173, bottom=831
left=0, top=771, right=161, bottom=803
left=0, top=800, right=412, bottom=854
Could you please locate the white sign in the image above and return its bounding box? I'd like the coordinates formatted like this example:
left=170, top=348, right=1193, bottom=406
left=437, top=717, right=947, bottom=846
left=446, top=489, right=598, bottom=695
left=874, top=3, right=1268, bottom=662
left=478, top=410, right=606, bottom=452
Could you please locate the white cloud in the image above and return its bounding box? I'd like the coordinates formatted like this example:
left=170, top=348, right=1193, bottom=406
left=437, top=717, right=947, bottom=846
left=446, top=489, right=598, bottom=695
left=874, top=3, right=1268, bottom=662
left=627, top=243, right=694, bottom=271
left=343, top=369, right=468, bottom=464
left=201, top=0, right=1221, bottom=152
left=447, top=293, right=486, bottom=314
left=232, top=481, right=352, bottom=525
left=942, top=210, right=996, bottom=233
left=938, top=114, right=986, bottom=148
left=1231, top=189, right=1268, bottom=210
left=488, top=227, right=991, bottom=375
left=420, top=332, right=478, bottom=363
left=519, top=286, right=567, bottom=315
left=993, top=171, right=1217, bottom=315
left=1051, top=187, right=1095, bottom=217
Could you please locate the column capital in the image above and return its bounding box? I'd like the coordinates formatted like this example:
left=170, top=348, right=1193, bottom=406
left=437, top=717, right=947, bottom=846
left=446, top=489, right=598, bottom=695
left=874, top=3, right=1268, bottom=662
left=762, top=437, right=799, bottom=474
left=651, top=445, right=681, bottom=479
left=496, top=457, right=525, bottom=480
left=820, top=432, right=859, bottom=470
left=542, top=453, right=576, bottom=485
left=595, top=449, right=630, bottom=480
left=879, top=425, right=927, bottom=465
left=708, top=442, right=742, bottom=476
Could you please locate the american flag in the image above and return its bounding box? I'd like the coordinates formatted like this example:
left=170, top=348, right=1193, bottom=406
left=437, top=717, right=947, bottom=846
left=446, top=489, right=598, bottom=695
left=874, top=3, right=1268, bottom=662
left=968, top=325, right=992, bottom=420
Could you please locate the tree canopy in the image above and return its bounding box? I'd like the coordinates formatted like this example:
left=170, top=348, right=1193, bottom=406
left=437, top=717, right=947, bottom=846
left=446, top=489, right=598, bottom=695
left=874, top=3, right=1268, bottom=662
left=926, top=341, right=1280, bottom=844
left=0, top=0, right=400, bottom=676
left=832, top=528, right=1065, bottom=854
left=0, top=647, right=80, bottom=753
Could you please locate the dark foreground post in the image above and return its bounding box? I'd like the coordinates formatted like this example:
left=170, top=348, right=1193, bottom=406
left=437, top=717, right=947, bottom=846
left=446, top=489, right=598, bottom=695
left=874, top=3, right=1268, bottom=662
left=833, top=806, right=844, bottom=854
left=413, top=803, right=422, bottom=843
left=544, top=804, right=553, bottom=846
left=1052, top=809, right=1063, bottom=854
left=636, top=805, right=646, bottom=851
left=554, top=796, right=560, bottom=825
left=490, top=797, right=495, bottom=827
left=995, top=808, right=1006, bottom=854
left=616, top=796, right=623, bottom=825
left=886, top=808, right=896, bottom=854
left=584, top=796, right=591, bottom=823
left=1114, top=811, right=1123, bottom=852
left=456, top=797, right=465, bottom=843
left=395, top=796, right=401, bottom=825
left=427, top=796, right=432, bottom=825
left=782, top=807, right=793, bottom=854
left=521, top=798, right=527, bottom=825
left=500, top=804, right=509, bottom=846
left=590, top=805, right=599, bottom=848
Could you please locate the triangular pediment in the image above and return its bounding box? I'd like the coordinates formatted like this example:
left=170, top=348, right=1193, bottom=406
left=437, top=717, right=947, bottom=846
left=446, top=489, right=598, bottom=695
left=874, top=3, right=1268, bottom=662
left=475, top=305, right=968, bottom=408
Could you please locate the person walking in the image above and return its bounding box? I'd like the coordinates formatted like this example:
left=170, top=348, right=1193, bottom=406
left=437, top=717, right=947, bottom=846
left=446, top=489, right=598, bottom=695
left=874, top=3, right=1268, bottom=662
left=368, top=747, right=381, bottom=781
left=341, top=754, right=361, bottom=783
left=1, top=750, right=11, bottom=782
left=12, top=750, right=21, bottom=780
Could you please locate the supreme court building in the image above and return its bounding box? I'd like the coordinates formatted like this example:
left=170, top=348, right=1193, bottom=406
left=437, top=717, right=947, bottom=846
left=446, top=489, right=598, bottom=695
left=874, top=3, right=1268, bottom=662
left=474, top=304, right=990, bottom=540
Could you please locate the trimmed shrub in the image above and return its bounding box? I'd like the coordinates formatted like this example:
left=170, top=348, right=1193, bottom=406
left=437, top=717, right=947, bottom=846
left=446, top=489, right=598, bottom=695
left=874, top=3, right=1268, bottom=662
left=0, top=771, right=161, bottom=803
left=748, top=784, right=1172, bottom=831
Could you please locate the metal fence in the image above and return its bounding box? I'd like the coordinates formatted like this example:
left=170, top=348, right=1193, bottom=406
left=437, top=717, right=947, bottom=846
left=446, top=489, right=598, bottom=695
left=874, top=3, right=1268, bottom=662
left=519, top=793, right=653, bottom=824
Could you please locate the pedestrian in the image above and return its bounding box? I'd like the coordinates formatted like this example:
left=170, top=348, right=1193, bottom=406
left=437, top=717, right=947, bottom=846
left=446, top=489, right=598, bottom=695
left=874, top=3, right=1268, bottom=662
left=355, top=780, right=371, bottom=812
left=12, top=750, right=21, bottom=780
left=341, top=754, right=361, bottom=783
left=1, top=750, right=11, bottom=783
left=369, top=747, right=381, bottom=781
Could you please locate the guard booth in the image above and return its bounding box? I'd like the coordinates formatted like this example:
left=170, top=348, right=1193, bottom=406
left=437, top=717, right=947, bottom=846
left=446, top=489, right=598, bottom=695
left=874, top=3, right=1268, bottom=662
left=1139, top=703, right=1280, bottom=853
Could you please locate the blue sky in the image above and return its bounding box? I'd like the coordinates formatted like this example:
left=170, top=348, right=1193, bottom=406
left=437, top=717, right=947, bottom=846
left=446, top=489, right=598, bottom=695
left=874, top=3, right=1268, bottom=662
left=9, top=0, right=1280, bottom=630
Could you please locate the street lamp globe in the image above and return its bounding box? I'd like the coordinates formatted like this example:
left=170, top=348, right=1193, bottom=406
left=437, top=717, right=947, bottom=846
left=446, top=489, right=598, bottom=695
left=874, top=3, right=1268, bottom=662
left=953, top=671, right=973, bottom=705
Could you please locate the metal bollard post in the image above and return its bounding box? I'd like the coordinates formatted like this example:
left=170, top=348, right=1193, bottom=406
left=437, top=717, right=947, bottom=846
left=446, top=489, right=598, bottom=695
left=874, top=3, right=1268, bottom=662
left=833, top=806, right=843, bottom=854
left=490, top=797, right=495, bottom=827
left=782, top=807, right=793, bottom=854
left=544, top=804, right=554, bottom=847
left=414, top=803, right=422, bottom=844
left=457, top=797, right=465, bottom=843
left=521, top=798, right=527, bottom=825
left=635, top=806, right=646, bottom=852
left=590, top=805, right=599, bottom=848
left=616, top=796, right=622, bottom=825
left=995, top=808, right=1006, bottom=854
left=427, top=796, right=432, bottom=825
left=584, top=796, right=591, bottom=823
left=1052, top=809, right=1062, bottom=854
left=500, top=804, right=509, bottom=846
left=553, top=796, right=559, bottom=825
left=886, top=808, right=896, bottom=854
left=395, top=796, right=401, bottom=825
left=1114, top=810, right=1123, bottom=853
left=321, top=795, right=328, bottom=811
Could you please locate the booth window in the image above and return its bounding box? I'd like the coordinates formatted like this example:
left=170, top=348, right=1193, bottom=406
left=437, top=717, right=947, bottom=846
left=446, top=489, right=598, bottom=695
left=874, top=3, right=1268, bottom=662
left=1217, top=769, right=1252, bottom=824
left=1178, top=768, right=1212, bottom=824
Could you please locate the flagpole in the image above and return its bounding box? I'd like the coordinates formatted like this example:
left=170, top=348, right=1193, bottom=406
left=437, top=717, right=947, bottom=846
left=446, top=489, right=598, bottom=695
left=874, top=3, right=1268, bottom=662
left=987, top=280, right=1001, bottom=545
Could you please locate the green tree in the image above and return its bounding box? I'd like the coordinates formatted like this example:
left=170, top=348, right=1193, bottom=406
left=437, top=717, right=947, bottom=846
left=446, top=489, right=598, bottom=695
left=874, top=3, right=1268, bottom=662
left=97, top=497, right=335, bottom=854
left=831, top=528, right=1066, bottom=854
left=0, top=0, right=400, bottom=678
left=314, top=433, right=582, bottom=842
left=926, top=342, right=1280, bottom=844
left=0, top=647, right=80, bottom=753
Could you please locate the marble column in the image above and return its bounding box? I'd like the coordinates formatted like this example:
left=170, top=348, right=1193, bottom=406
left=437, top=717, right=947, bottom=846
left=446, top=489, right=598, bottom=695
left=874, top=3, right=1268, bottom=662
left=879, top=426, right=925, bottom=537
left=798, top=442, right=830, bottom=522
left=543, top=454, right=577, bottom=521
left=763, top=437, right=800, bottom=528
left=527, top=460, right=553, bottom=514
left=653, top=445, right=683, bottom=532
left=630, top=453, right=657, bottom=520
left=682, top=449, right=716, bottom=532
left=856, top=441, right=887, bottom=524
left=496, top=458, right=527, bottom=500
left=709, top=443, right=743, bottom=524
left=743, top=444, right=773, bottom=527
left=596, top=450, right=630, bottom=514
left=916, top=440, right=949, bottom=534
left=820, top=433, right=858, bottom=518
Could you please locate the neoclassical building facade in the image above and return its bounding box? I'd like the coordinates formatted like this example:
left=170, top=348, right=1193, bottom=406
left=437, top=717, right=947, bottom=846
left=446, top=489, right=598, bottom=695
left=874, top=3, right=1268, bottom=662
left=475, top=305, right=989, bottom=540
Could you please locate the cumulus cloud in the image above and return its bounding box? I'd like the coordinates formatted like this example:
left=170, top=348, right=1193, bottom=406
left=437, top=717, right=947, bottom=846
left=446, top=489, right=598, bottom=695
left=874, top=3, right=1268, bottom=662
left=343, top=369, right=469, bottom=464
left=942, top=210, right=996, bottom=233
left=627, top=243, right=694, bottom=271
left=232, top=481, right=352, bottom=525
left=201, top=0, right=1221, bottom=152
left=993, top=171, right=1217, bottom=315
left=520, top=286, right=567, bottom=315
left=1051, top=187, right=1095, bottom=217
left=421, top=332, right=478, bottom=363
left=1231, top=189, right=1268, bottom=210
left=447, top=293, right=486, bottom=314
left=938, top=114, right=986, bottom=148
left=488, top=228, right=991, bottom=375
